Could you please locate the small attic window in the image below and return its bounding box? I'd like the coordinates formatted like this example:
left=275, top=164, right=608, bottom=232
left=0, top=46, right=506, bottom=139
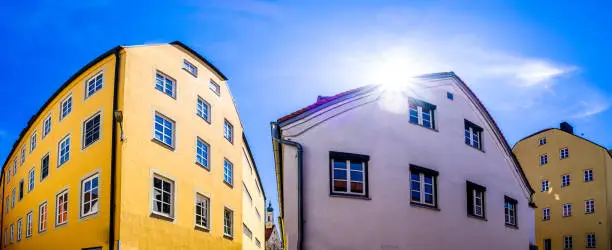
left=447, top=92, right=454, bottom=100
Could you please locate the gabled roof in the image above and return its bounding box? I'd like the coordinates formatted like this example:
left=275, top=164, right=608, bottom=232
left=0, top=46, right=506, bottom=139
left=265, top=224, right=276, bottom=241
left=513, top=128, right=610, bottom=156
left=170, top=41, right=228, bottom=80
left=275, top=72, right=535, bottom=195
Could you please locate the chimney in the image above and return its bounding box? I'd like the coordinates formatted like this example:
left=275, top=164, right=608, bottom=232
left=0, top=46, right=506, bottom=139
left=560, top=122, right=574, bottom=134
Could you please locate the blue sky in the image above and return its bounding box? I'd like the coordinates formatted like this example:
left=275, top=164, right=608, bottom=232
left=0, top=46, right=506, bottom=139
left=1, top=0, right=611, bottom=215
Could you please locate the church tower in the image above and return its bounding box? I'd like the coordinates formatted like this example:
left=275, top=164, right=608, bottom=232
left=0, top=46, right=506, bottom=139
left=266, top=201, right=274, bottom=228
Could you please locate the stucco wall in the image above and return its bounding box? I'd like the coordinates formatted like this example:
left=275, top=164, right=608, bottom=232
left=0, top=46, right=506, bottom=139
left=280, top=79, right=534, bottom=250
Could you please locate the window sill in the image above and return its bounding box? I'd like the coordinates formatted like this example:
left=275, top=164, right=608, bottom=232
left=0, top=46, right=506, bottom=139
left=150, top=212, right=175, bottom=222
left=465, top=144, right=485, bottom=153
left=194, top=225, right=210, bottom=232
left=195, top=162, right=210, bottom=171
left=223, top=234, right=234, bottom=240
left=151, top=139, right=175, bottom=151
left=329, top=194, right=371, bottom=200
left=197, top=115, right=211, bottom=124
left=467, top=214, right=487, bottom=221
left=585, top=211, right=595, bottom=215
left=79, top=211, right=100, bottom=222
left=505, top=224, right=519, bottom=230
left=408, top=122, right=438, bottom=132
left=182, top=67, right=198, bottom=78
left=410, top=202, right=439, bottom=211
left=224, top=181, right=234, bottom=189
left=54, top=222, right=68, bottom=230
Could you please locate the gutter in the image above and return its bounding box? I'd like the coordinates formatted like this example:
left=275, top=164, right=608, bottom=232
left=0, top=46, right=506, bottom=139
left=109, top=47, right=122, bottom=250
left=270, top=122, right=304, bottom=250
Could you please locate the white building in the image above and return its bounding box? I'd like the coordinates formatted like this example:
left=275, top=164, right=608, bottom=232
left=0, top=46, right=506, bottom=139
left=271, top=72, right=536, bottom=250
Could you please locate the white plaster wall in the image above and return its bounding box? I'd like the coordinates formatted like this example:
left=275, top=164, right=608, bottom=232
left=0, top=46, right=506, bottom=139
left=280, top=78, right=535, bottom=250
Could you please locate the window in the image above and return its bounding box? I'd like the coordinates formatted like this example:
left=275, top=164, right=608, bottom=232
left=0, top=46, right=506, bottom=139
left=41, top=153, right=49, bottom=181
left=16, top=218, right=22, bottom=241
left=209, top=80, right=220, bottom=95
left=243, top=184, right=253, bottom=206
left=38, top=202, right=47, bottom=232
left=541, top=180, right=549, bottom=192
left=504, top=196, right=518, bottom=227
left=410, top=165, right=438, bottom=207
left=42, top=115, right=52, bottom=138
left=196, top=98, right=210, bottom=122
left=85, top=72, right=103, bottom=98
left=224, top=120, right=233, bottom=143
left=330, top=152, right=369, bottom=197
left=26, top=169, right=33, bottom=193
left=60, top=95, right=72, bottom=120
left=243, top=223, right=252, bottom=239
left=544, top=239, right=551, bottom=250
left=224, top=159, right=233, bottom=186
left=585, top=199, right=594, bottom=214
left=11, top=188, right=15, bottom=208
left=10, top=224, right=13, bottom=243
left=446, top=92, right=454, bottom=100
left=154, top=113, right=174, bottom=148
left=466, top=181, right=486, bottom=218
left=81, top=174, right=100, bottom=217
left=560, top=147, right=569, bottom=159
left=195, top=194, right=209, bottom=229
left=196, top=138, right=210, bottom=169
left=256, top=208, right=261, bottom=221
left=155, top=72, right=176, bottom=98
left=564, top=235, right=573, bottom=250
left=26, top=212, right=32, bottom=237
left=409, top=98, right=436, bottom=129
left=183, top=59, right=198, bottom=76
left=30, top=132, right=37, bottom=152
left=19, top=179, right=24, bottom=200
left=586, top=233, right=596, bottom=248
left=584, top=169, right=593, bottom=182
left=563, top=204, right=572, bottom=217
left=6, top=167, right=9, bottom=183
left=12, top=159, right=16, bottom=176
left=20, top=146, right=25, bottom=165
left=543, top=208, right=550, bottom=220
left=83, top=113, right=101, bottom=148
left=540, top=154, right=548, bottom=165
left=224, top=208, right=233, bottom=238
left=562, top=174, right=570, bottom=187
left=255, top=238, right=261, bottom=248
left=5, top=197, right=9, bottom=213
left=539, top=137, right=547, bottom=145
left=152, top=175, right=174, bottom=218
left=465, top=120, right=483, bottom=150
left=58, top=135, right=71, bottom=166
left=3, top=228, right=6, bottom=247
left=56, top=190, right=69, bottom=225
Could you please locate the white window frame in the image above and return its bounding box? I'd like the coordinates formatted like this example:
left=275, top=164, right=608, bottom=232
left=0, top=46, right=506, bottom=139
left=541, top=180, right=549, bottom=192
left=224, top=159, right=233, bottom=186
left=224, top=120, right=233, bottom=143
left=539, top=137, right=547, bottom=145
left=472, top=189, right=484, bottom=217
left=410, top=172, right=436, bottom=206
left=196, top=138, right=210, bottom=169
left=562, top=174, right=571, bottom=187
left=504, top=198, right=517, bottom=226
left=465, top=126, right=482, bottom=149
left=9, top=223, right=13, bottom=243
left=564, top=235, right=573, bottom=250
left=26, top=211, right=32, bottom=238
left=153, top=112, right=175, bottom=148
left=585, top=199, right=594, bottom=214
left=560, top=147, right=569, bottom=159
left=183, top=59, right=198, bottom=76
left=55, top=189, right=69, bottom=226
left=154, top=71, right=176, bottom=98
left=563, top=203, right=572, bottom=217
left=196, top=97, right=211, bottom=122
left=540, top=154, right=548, bottom=165
left=80, top=174, right=100, bottom=218
left=20, top=146, right=25, bottom=165
left=42, top=114, right=52, bottom=138
left=30, top=131, right=37, bottom=153
left=82, top=112, right=102, bottom=149
left=11, top=188, right=15, bottom=208
left=586, top=233, right=596, bottom=248
left=543, top=207, right=550, bottom=220
left=40, top=153, right=50, bottom=181
left=85, top=71, right=104, bottom=99
left=584, top=169, right=593, bottom=182
left=38, top=202, right=48, bottom=232
left=194, top=193, right=210, bottom=229
left=151, top=175, right=175, bottom=219
left=409, top=102, right=434, bottom=128
left=209, top=80, right=220, bottom=96
left=60, top=94, right=73, bottom=121
left=332, top=158, right=367, bottom=196
left=224, top=207, right=234, bottom=238
left=58, top=134, right=71, bottom=166
left=16, top=218, right=22, bottom=241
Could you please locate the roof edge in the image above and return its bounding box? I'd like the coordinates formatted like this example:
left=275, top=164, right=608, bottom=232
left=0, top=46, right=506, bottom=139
left=514, top=128, right=610, bottom=155
left=170, top=41, right=228, bottom=81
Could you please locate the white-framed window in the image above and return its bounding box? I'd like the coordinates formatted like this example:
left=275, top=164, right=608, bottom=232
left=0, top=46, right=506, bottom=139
left=409, top=99, right=436, bottom=129
left=152, top=175, right=174, bottom=218
left=585, top=199, right=594, bottom=214
left=331, top=152, right=369, bottom=197
left=155, top=72, right=176, bottom=98
left=541, top=180, right=549, bottom=192
left=196, top=97, right=210, bottom=122
left=83, top=113, right=101, bottom=148
left=56, top=190, right=69, bottom=226
left=564, top=235, right=573, bottom=250
left=38, top=202, right=48, bottom=232
left=584, top=169, right=593, bottom=182
left=195, top=193, right=210, bottom=229
left=6, top=167, right=9, bottom=183
left=243, top=223, right=252, bottom=239
left=10, top=223, right=13, bottom=243
left=560, top=147, right=569, bottom=159
left=243, top=183, right=253, bottom=206
left=17, top=218, right=22, bottom=241
left=464, top=120, right=483, bottom=150
left=58, top=135, right=71, bottom=166
left=3, top=228, right=7, bottom=247
left=28, top=168, right=35, bottom=192
left=41, top=153, right=50, bottom=181
left=224, top=159, right=233, bottom=186
left=562, top=174, right=570, bottom=187
left=196, top=138, right=210, bottom=169
left=26, top=211, right=32, bottom=237
left=85, top=72, right=103, bottom=98
left=20, top=146, right=25, bottom=165
left=539, top=137, right=547, bottom=145
left=255, top=238, right=261, bottom=248
left=586, top=233, right=596, bottom=248
left=410, top=165, right=438, bottom=206
left=224, top=207, right=234, bottom=238
left=5, top=197, right=9, bottom=213
left=467, top=181, right=486, bottom=218
left=563, top=203, right=572, bottom=217
left=209, top=80, right=220, bottom=96
left=154, top=113, right=175, bottom=148
left=11, top=188, right=15, bottom=208
left=81, top=174, right=100, bottom=217
left=504, top=196, right=517, bottom=226
left=540, top=154, right=548, bottom=165
left=60, top=95, right=72, bottom=120
left=30, top=132, right=37, bottom=152
left=12, top=159, right=17, bottom=176
left=543, top=207, right=550, bottom=220
left=183, top=59, right=198, bottom=76
left=224, top=120, right=233, bottom=143
left=42, top=114, right=52, bottom=138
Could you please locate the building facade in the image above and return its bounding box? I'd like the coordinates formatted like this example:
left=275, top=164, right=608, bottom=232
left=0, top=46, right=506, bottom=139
left=265, top=203, right=282, bottom=250
left=0, top=42, right=265, bottom=250
left=271, top=72, right=536, bottom=250
left=513, top=123, right=612, bottom=250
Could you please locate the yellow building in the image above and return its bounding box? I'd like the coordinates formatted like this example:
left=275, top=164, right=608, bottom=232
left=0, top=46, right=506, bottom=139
left=0, top=41, right=265, bottom=250
left=513, top=122, right=612, bottom=250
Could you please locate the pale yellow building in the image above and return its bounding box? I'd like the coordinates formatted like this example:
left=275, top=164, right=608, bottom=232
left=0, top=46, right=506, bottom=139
left=0, top=41, right=265, bottom=250
left=513, top=122, right=612, bottom=250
